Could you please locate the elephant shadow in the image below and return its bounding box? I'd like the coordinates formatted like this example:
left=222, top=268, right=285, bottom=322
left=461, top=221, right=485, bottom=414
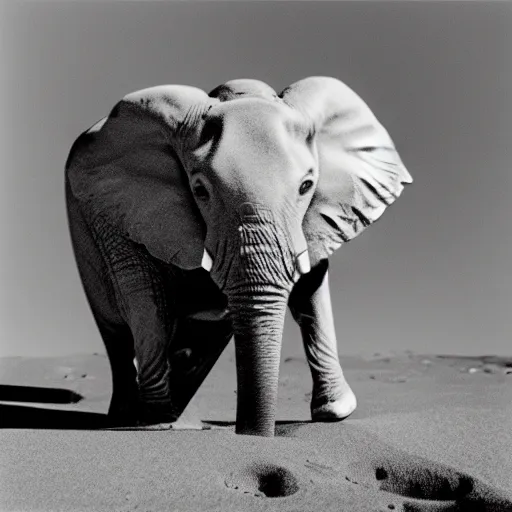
left=0, top=386, right=312, bottom=431
left=206, top=420, right=311, bottom=435
left=0, top=384, right=106, bottom=430
left=0, top=403, right=107, bottom=430
left=0, top=384, right=84, bottom=404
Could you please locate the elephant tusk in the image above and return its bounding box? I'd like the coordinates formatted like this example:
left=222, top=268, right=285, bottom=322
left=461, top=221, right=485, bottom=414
left=296, top=250, right=311, bottom=275
left=201, top=248, right=213, bottom=272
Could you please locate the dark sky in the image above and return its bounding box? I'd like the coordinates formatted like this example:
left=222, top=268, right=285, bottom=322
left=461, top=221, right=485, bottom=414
left=1, top=2, right=510, bottom=356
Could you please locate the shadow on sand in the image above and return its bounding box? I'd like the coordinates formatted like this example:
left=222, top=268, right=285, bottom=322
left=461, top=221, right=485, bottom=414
left=0, top=384, right=105, bottom=429
left=0, top=385, right=84, bottom=404
left=0, top=403, right=107, bottom=429
left=205, top=420, right=311, bottom=436
left=0, top=397, right=311, bottom=431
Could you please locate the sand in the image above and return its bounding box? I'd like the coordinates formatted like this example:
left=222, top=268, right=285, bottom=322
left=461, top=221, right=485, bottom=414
left=1, top=345, right=511, bottom=511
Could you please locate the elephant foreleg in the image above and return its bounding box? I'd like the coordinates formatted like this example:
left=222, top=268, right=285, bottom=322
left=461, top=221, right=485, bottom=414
left=66, top=179, right=140, bottom=424
left=81, top=212, right=179, bottom=426
left=288, top=259, right=357, bottom=421
left=110, top=248, right=180, bottom=426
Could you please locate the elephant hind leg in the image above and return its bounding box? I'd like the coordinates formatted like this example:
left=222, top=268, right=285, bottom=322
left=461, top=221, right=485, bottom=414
left=165, top=269, right=233, bottom=418
left=167, top=315, right=233, bottom=417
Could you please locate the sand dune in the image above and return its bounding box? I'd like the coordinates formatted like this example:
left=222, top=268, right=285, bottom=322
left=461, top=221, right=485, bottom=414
left=1, top=346, right=511, bottom=511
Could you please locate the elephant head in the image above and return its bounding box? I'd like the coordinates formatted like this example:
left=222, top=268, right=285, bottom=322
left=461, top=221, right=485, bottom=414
left=67, top=76, right=412, bottom=436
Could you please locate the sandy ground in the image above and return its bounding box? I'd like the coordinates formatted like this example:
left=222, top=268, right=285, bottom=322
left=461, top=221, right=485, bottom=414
left=1, top=343, right=511, bottom=511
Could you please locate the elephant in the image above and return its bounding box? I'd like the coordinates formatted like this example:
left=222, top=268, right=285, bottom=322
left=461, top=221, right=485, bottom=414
left=65, top=76, right=412, bottom=437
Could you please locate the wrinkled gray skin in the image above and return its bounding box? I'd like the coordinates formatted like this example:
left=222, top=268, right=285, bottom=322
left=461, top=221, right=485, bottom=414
left=66, top=77, right=412, bottom=436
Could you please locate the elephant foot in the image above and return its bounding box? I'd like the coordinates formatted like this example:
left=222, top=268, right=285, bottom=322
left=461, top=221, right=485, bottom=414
left=310, top=381, right=357, bottom=422
left=107, top=395, right=179, bottom=428
left=136, top=399, right=180, bottom=426
left=107, top=395, right=140, bottom=426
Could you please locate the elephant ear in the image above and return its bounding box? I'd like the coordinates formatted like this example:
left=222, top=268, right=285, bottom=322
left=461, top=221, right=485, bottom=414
left=280, top=77, right=413, bottom=265
left=66, top=85, right=214, bottom=269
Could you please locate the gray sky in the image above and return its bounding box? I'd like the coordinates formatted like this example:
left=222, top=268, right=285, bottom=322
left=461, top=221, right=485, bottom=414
left=1, top=1, right=511, bottom=357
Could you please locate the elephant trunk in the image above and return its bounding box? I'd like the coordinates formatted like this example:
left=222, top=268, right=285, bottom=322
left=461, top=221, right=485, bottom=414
left=229, top=290, right=289, bottom=437
left=218, top=204, right=301, bottom=436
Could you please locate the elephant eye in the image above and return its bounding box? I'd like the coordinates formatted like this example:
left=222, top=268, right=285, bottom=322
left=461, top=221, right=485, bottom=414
left=299, top=179, right=314, bottom=196
left=193, top=182, right=209, bottom=201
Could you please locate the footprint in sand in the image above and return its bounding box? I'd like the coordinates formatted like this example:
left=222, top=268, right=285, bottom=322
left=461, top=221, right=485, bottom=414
left=344, top=447, right=512, bottom=511
left=225, top=462, right=299, bottom=498
left=281, top=422, right=512, bottom=511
